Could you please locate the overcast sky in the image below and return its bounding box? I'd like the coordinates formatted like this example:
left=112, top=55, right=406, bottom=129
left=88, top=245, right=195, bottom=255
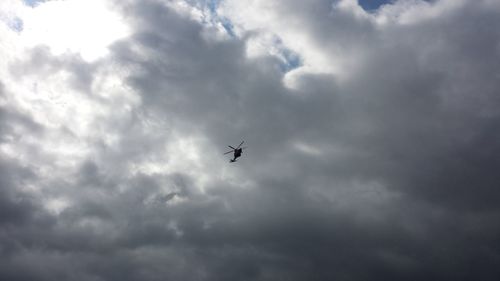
left=1, top=0, right=500, bottom=280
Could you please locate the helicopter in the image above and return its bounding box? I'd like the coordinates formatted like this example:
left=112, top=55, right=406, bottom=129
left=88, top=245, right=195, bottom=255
left=223, top=141, right=247, bottom=162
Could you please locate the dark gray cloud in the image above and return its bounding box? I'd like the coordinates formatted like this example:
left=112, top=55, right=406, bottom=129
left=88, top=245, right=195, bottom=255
left=1, top=0, right=500, bottom=280
left=10, top=46, right=96, bottom=93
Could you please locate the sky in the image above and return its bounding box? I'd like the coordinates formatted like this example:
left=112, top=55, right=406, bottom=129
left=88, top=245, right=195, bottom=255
left=1, top=0, right=500, bottom=280
left=358, top=0, right=394, bottom=10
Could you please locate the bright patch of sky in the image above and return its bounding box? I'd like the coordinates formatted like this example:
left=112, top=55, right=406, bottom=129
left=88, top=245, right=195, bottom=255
left=358, top=0, right=394, bottom=11
left=280, top=48, right=301, bottom=72
left=358, top=0, right=435, bottom=12
left=219, top=17, right=235, bottom=37
left=201, top=0, right=301, bottom=72
left=23, top=0, right=45, bottom=8
left=202, top=0, right=235, bottom=36
left=1, top=15, right=23, bottom=32
left=0, top=1, right=23, bottom=32
left=10, top=16, right=23, bottom=31
left=19, top=0, right=130, bottom=61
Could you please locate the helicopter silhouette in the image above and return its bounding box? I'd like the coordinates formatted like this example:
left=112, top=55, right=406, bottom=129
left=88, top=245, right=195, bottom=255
left=224, top=141, right=247, bottom=162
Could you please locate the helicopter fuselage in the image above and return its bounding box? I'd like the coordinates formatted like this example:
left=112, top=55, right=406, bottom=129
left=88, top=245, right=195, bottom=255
left=234, top=148, right=242, bottom=158
left=230, top=148, right=243, bottom=162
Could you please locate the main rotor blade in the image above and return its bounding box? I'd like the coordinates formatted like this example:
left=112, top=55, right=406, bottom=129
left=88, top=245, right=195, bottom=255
left=240, top=147, right=248, bottom=150
left=228, top=145, right=236, bottom=149
left=236, top=141, right=244, bottom=148
left=223, top=150, right=234, bottom=155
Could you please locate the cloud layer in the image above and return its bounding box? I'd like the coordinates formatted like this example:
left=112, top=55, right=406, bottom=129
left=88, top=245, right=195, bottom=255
left=1, top=0, right=500, bottom=280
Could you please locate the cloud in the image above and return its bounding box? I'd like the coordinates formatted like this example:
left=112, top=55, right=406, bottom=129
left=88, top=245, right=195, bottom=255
left=1, top=0, right=500, bottom=280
